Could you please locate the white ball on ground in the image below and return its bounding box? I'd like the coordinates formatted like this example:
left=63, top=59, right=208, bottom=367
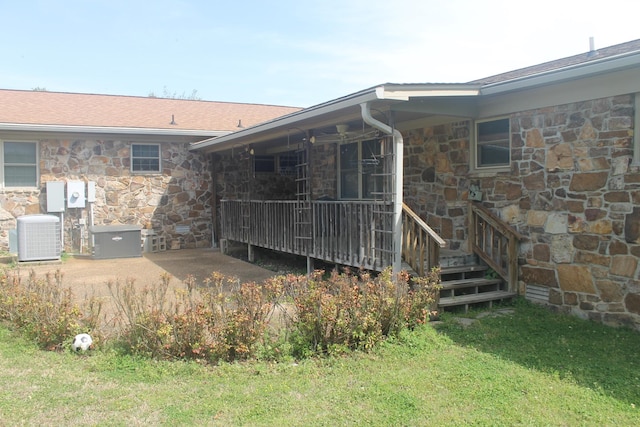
left=72, top=333, right=93, bottom=352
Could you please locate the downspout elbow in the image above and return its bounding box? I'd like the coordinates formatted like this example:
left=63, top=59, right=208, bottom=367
left=359, top=103, right=402, bottom=142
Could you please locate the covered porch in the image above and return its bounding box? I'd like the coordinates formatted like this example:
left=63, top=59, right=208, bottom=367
left=192, top=83, right=522, bottom=310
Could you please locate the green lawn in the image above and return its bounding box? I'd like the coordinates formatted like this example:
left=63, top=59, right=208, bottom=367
left=1, top=299, right=639, bottom=426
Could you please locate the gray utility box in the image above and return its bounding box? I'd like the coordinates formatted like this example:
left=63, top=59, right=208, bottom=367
left=89, top=225, right=142, bottom=259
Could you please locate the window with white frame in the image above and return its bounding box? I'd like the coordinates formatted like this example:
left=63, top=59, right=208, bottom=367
left=339, top=140, right=383, bottom=199
left=475, top=117, right=510, bottom=169
left=131, top=143, right=161, bottom=173
left=2, top=141, right=38, bottom=187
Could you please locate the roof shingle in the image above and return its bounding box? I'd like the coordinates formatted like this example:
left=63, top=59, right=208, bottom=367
left=470, top=38, right=640, bottom=85
left=0, top=90, right=301, bottom=131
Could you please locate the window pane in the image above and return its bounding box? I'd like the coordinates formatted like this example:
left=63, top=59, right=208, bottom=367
left=132, top=158, right=160, bottom=171
left=340, top=171, right=359, bottom=199
left=132, top=144, right=159, bottom=157
left=5, top=142, right=36, bottom=164
left=361, top=140, right=382, bottom=199
left=477, top=118, right=510, bottom=167
left=5, top=165, right=37, bottom=187
left=279, top=152, right=297, bottom=175
left=478, top=141, right=510, bottom=166
left=254, top=155, right=275, bottom=173
left=340, top=143, right=359, bottom=198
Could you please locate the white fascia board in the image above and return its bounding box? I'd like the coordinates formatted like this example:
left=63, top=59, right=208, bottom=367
left=480, top=51, right=640, bottom=96
left=0, top=122, right=228, bottom=138
left=379, top=85, right=481, bottom=99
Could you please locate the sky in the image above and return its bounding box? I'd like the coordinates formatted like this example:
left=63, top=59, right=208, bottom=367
left=2, top=0, right=640, bottom=108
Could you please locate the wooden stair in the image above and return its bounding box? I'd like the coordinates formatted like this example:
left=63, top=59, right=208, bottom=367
left=437, top=253, right=516, bottom=313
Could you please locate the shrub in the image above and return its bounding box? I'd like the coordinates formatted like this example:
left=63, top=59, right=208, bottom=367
left=1, top=264, right=440, bottom=362
left=109, top=272, right=282, bottom=363
left=282, top=267, right=441, bottom=357
left=0, top=269, right=102, bottom=351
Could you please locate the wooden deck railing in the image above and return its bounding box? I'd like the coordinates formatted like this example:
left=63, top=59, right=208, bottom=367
left=401, top=203, right=446, bottom=276
left=220, top=200, right=395, bottom=271
left=468, top=202, right=524, bottom=292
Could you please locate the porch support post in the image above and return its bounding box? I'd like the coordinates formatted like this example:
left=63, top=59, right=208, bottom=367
left=360, top=102, right=404, bottom=277
left=247, top=243, right=254, bottom=263
left=306, top=256, right=314, bottom=276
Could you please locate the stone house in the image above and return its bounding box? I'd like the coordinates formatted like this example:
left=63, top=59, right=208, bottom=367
left=191, top=39, right=640, bottom=328
left=0, top=89, right=299, bottom=253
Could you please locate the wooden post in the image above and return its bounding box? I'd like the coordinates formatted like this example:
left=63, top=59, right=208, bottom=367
left=468, top=202, right=476, bottom=254
left=248, top=243, right=254, bottom=263
left=508, top=237, right=518, bottom=294
left=307, top=256, right=314, bottom=276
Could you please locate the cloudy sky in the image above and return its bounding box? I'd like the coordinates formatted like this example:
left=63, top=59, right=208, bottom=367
left=2, top=0, right=639, bottom=107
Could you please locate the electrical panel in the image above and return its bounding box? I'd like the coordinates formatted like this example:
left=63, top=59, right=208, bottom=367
left=46, top=181, right=65, bottom=212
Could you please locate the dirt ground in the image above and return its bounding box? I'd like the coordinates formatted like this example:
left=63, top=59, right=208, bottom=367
left=3, top=248, right=278, bottom=324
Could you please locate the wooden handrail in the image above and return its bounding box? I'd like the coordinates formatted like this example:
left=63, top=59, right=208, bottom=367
left=468, top=202, right=524, bottom=292
left=401, top=203, right=446, bottom=276
left=220, top=199, right=395, bottom=271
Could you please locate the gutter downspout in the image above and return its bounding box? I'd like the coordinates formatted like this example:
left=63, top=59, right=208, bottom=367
left=360, top=102, right=403, bottom=277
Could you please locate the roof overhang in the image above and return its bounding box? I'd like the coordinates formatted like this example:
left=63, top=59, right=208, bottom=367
left=0, top=123, right=229, bottom=142
left=190, top=84, right=481, bottom=154
left=480, top=49, right=640, bottom=96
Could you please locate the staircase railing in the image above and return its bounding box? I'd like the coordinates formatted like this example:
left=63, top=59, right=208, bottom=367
left=468, top=202, right=525, bottom=292
left=401, top=203, right=446, bottom=276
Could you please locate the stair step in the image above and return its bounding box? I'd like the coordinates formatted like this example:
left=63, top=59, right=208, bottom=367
left=440, top=264, right=488, bottom=276
left=440, top=277, right=502, bottom=290
left=438, top=290, right=517, bottom=307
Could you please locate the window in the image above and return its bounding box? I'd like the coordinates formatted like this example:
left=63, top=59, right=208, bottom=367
left=254, top=155, right=275, bottom=173
left=2, top=141, right=38, bottom=187
left=339, top=140, right=383, bottom=199
left=253, top=151, right=298, bottom=175
left=278, top=152, right=297, bottom=176
left=131, top=143, right=161, bottom=172
left=475, top=118, right=510, bottom=168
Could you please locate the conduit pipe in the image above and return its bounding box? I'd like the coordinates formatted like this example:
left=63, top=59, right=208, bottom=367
left=360, top=102, right=403, bottom=276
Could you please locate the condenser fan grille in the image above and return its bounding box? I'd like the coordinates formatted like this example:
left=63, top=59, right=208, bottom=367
left=17, top=215, right=61, bottom=261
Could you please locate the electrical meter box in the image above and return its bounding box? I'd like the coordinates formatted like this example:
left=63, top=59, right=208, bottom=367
left=67, top=181, right=86, bottom=208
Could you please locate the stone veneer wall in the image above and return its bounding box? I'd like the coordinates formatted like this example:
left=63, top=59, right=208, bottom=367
left=403, top=121, right=471, bottom=250
left=311, top=143, right=338, bottom=199
left=403, top=94, right=640, bottom=329
left=213, top=144, right=338, bottom=203
left=0, top=138, right=213, bottom=252
left=212, top=154, right=297, bottom=202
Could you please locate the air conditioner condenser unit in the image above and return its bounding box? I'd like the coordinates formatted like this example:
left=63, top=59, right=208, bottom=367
left=17, top=214, right=62, bottom=262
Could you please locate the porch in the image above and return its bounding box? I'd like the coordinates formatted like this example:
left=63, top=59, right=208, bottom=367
left=220, top=199, right=397, bottom=272
left=220, top=199, right=522, bottom=312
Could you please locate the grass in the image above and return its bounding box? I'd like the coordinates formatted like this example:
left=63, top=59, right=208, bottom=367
left=1, top=299, right=639, bottom=425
